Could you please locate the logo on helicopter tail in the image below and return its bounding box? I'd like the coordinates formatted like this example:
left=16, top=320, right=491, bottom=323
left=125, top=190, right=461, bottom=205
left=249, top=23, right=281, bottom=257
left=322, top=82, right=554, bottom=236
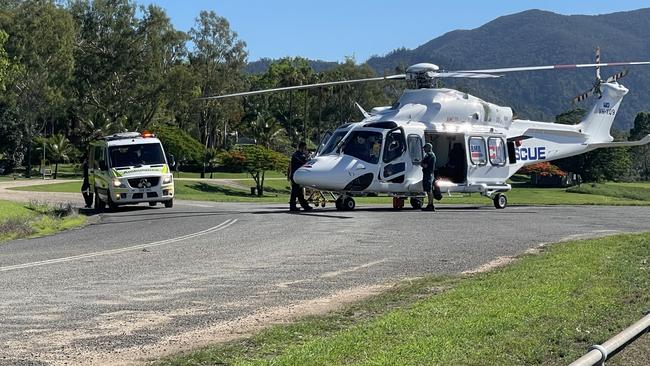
left=596, top=101, right=616, bottom=115
left=515, top=146, right=546, bottom=161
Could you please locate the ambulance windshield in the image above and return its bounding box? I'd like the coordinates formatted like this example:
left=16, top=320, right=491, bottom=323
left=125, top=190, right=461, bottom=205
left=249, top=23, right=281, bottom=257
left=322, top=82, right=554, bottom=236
left=109, top=143, right=166, bottom=168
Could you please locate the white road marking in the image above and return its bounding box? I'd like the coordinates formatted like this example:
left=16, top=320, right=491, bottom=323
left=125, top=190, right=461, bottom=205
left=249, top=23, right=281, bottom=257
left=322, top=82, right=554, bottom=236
left=178, top=203, right=214, bottom=208
left=320, top=259, right=388, bottom=278
left=0, top=219, right=238, bottom=272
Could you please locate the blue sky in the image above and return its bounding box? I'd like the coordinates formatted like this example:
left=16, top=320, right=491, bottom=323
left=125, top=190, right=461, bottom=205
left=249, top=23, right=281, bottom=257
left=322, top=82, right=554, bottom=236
left=139, top=0, right=649, bottom=63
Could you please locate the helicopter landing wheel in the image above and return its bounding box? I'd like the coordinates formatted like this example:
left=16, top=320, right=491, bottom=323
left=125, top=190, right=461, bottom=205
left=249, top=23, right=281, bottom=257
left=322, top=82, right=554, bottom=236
left=493, top=193, right=508, bottom=209
left=342, top=196, right=356, bottom=210
left=410, top=197, right=423, bottom=209
left=392, top=197, right=405, bottom=209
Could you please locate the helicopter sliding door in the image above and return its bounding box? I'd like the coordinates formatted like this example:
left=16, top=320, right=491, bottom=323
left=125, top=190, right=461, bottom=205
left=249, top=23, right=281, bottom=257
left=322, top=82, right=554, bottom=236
left=378, top=127, right=408, bottom=185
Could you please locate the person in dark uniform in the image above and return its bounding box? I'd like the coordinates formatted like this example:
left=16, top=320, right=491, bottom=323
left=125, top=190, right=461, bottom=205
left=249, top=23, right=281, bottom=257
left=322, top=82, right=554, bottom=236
left=81, top=156, right=94, bottom=208
left=289, top=141, right=313, bottom=212
left=421, top=143, right=436, bottom=211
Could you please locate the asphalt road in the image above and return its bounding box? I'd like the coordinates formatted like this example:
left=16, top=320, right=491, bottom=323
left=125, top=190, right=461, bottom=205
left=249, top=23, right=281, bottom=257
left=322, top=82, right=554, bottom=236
left=2, top=202, right=650, bottom=365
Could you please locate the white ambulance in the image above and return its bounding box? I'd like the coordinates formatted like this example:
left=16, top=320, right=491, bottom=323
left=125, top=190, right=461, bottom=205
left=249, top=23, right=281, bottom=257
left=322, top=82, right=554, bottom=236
left=89, top=132, right=174, bottom=210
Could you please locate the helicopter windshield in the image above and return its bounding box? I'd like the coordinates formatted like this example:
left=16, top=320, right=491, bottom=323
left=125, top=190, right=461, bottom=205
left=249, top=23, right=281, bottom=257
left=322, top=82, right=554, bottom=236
left=320, top=130, right=349, bottom=155
left=341, top=130, right=383, bottom=164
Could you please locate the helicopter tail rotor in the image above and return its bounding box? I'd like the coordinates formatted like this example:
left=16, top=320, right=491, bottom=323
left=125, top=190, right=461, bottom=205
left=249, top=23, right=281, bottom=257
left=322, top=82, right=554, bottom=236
left=572, top=48, right=632, bottom=104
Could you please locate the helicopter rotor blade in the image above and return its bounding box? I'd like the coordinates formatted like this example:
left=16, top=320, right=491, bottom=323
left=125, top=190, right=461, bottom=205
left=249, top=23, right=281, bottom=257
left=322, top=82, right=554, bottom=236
left=572, top=89, right=593, bottom=104
left=457, top=61, right=650, bottom=74
left=430, top=72, right=501, bottom=78
left=605, top=69, right=629, bottom=83
left=199, top=74, right=406, bottom=100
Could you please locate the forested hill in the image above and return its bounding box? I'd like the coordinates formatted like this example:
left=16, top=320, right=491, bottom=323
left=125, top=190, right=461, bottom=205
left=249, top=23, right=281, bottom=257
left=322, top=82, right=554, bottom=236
left=365, top=8, right=650, bottom=130
left=246, top=58, right=339, bottom=74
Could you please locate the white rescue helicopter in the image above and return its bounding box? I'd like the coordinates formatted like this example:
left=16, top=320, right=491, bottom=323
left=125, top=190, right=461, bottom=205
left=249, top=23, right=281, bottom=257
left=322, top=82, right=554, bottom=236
left=205, top=49, right=650, bottom=210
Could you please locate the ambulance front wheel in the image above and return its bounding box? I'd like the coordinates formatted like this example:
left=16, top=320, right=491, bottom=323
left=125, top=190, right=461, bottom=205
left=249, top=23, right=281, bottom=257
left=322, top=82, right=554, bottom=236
left=106, top=194, right=118, bottom=211
left=164, top=199, right=173, bottom=208
left=493, top=193, right=507, bottom=209
left=94, top=188, right=106, bottom=210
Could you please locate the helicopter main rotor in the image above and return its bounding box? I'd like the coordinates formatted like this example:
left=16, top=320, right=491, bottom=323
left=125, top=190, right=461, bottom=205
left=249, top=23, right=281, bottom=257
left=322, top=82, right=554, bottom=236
left=200, top=54, right=650, bottom=101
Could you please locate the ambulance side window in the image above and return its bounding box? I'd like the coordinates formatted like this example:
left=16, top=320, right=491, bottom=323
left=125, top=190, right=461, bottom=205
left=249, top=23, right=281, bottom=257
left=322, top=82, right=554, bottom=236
left=95, top=147, right=107, bottom=171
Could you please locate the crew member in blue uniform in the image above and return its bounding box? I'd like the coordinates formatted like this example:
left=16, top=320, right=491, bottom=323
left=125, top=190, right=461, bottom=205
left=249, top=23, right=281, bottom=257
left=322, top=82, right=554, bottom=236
left=421, top=143, right=436, bottom=211
left=289, top=141, right=313, bottom=212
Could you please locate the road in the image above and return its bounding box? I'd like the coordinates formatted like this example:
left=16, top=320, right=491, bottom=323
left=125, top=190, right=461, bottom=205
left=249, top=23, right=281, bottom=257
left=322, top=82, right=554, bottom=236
left=2, top=201, right=650, bottom=365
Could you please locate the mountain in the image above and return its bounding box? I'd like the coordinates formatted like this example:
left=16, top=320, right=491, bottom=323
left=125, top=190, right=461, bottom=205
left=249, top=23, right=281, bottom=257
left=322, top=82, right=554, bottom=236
left=246, top=57, right=339, bottom=74
left=366, top=8, right=650, bottom=130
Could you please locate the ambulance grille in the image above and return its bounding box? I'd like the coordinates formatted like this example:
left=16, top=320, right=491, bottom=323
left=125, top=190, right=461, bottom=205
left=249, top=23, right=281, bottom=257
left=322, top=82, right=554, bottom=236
left=128, top=177, right=160, bottom=188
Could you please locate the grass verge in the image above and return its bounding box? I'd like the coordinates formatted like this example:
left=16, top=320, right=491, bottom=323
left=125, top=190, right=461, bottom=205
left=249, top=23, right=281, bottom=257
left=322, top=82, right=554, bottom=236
left=157, top=232, right=650, bottom=366
left=0, top=200, right=86, bottom=242
left=11, top=180, right=650, bottom=206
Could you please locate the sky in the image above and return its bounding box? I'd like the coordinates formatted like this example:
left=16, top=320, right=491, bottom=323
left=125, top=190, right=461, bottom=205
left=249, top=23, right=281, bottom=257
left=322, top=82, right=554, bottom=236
left=139, top=0, right=649, bottom=63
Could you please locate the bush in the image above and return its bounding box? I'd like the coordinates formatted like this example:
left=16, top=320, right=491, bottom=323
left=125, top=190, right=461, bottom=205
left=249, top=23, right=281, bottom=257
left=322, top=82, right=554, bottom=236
left=518, top=162, right=566, bottom=177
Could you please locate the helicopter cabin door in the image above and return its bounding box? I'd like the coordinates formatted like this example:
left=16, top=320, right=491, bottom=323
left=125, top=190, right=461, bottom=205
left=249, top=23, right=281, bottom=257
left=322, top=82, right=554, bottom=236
left=466, top=134, right=510, bottom=184
left=378, top=127, right=409, bottom=188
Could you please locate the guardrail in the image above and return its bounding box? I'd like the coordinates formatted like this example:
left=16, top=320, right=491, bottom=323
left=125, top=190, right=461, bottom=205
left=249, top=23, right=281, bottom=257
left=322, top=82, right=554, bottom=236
left=569, top=312, right=650, bottom=366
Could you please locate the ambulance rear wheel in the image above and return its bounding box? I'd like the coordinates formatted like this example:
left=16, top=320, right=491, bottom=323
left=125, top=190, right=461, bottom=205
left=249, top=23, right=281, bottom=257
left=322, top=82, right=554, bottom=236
left=164, top=199, right=173, bottom=208
left=410, top=197, right=423, bottom=209
left=493, top=193, right=507, bottom=209
left=342, top=197, right=355, bottom=210
left=94, top=188, right=106, bottom=210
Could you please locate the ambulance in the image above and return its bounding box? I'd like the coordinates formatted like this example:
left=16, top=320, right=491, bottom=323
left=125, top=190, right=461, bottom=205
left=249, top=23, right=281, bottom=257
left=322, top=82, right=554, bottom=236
left=88, top=131, right=174, bottom=210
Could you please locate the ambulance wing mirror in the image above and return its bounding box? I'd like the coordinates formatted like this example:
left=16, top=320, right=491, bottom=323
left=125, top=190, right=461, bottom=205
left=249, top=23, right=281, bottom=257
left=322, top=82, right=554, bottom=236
left=167, top=154, right=176, bottom=168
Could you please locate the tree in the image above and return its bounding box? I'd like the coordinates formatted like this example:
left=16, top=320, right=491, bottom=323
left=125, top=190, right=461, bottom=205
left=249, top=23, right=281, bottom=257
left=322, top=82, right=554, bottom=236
left=1, top=0, right=76, bottom=176
left=629, top=112, right=650, bottom=180
left=189, top=10, right=247, bottom=150
left=218, top=145, right=288, bottom=196
left=45, top=134, right=75, bottom=179
left=70, top=0, right=187, bottom=133
left=153, top=124, right=204, bottom=163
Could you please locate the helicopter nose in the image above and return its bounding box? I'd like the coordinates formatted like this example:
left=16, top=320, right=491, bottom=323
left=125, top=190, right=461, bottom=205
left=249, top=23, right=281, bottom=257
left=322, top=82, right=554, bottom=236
left=293, top=156, right=349, bottom=191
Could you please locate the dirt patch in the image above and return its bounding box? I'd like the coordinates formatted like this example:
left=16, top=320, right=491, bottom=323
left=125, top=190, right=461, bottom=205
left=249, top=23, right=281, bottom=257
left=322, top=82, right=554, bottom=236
left=11, top=284, right=390, bottom=366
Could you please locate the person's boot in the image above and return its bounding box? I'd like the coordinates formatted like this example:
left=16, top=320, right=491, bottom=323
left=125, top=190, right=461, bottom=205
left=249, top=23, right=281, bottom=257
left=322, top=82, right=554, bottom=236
left=302, top=205, right=313, bottom=211
left=422, top=204, right=435, bottom=211
left=289, top=206, right=300, bottom=212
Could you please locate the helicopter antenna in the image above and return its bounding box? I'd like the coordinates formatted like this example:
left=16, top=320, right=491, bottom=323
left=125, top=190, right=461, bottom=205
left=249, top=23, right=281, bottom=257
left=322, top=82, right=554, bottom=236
left=354, top=102, right=370, bottom=118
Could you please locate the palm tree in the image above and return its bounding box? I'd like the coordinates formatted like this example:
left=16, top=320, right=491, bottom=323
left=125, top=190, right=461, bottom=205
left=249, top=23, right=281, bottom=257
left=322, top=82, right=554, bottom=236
left=46, top=134, right=74, bottom=179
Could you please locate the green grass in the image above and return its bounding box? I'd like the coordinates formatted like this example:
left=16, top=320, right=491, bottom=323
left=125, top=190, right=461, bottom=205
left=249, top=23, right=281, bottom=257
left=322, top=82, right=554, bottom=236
left=0, top=200, right=87, bottom=242
left=157, top=232, right=650, bottom=366
left=13, top=180, right=650, bottom=206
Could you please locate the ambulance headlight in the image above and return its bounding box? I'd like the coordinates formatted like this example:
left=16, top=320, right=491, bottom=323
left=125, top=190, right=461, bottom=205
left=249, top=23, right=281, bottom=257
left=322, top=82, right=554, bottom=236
left=163, top=174, right=173, bottom=184
left=112, top=178, right=125, bottom=188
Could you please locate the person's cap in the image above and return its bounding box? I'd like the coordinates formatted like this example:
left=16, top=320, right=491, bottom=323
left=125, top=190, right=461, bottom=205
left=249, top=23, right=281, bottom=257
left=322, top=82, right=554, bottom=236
left=424, top=143, right=432, bottom=149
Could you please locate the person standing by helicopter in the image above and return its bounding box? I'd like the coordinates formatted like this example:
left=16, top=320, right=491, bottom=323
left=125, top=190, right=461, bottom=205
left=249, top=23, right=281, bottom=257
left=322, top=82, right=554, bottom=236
left=421, top=143, right=436, bottom=211
left=289, top=141, right=313, bottom=212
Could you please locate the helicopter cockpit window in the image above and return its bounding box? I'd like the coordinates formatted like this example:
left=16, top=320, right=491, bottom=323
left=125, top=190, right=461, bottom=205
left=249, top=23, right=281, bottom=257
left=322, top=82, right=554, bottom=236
left=468, top=137, right=487, bottom=166
left=342, top=131, right=383, bottom=164
left=383, top=129, right=406, bottom=163
left=488, top=137, right=506, bottom=166
left=320, top=130, right=348, bottom=156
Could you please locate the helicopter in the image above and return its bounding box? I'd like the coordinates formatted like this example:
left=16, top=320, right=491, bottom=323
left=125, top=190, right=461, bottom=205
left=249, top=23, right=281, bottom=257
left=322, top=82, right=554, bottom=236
left=204, top=49, right=650, bottom=210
